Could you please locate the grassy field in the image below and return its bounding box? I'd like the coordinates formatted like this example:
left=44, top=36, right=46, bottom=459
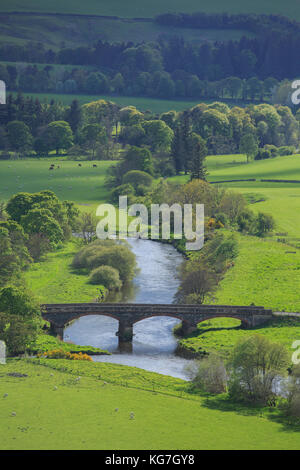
left=9, top=91, right=224, bottom=114
left=24, top=239, right=106, bottom=304
left=178, top=316, right=300, bottom=357
left=170, top=154, right=300, bottom=243
left=0, top=359, right=299, bottom=450
left=0, top=0, right=299, bottom=21
left=0, top=14, right=253, bottom=49
left=0, top=158, right=111, bottom=204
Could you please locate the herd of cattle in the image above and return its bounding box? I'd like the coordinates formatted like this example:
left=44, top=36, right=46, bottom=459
left=48, top=163, right=98, bottom=170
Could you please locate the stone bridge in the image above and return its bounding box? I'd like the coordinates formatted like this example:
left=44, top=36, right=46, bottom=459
left=42, top=303, right=273, bottom=352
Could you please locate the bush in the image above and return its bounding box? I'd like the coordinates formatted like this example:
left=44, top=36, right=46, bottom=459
left=264, top=145, right=279, bottom=158
left=237, top=209, right=256, bottom=233
left=256, top=212, right=275, bottom=236
left=89, top=265, right=122, bottom=290
left=187, top=353, right=227, bottom=394
left=255, top=148, right=272, bottom=160
left=110, top=183, right=135, bottom=204
left=122, top=170, right=153, bottom=190
left=38, top=349, right=92, bottom=361
left=72, top=239, right=136, bottom=284
left=278, top=146, right=296, bottom=156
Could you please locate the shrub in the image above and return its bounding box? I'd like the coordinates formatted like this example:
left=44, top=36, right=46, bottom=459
left=256, top=212, right=275, bottom=236
left=38, top=349, right=92, bottom=361
left=187, top=353, right=227, bottom=394
left=264, top=145, right=279, bottom=158
left=255, top=148, right=272, bottom=160
left=122, top=170, right=153, bottom=190
left=278, top=146, right=296, bottom=156
left=89, top=265, right=122, bottom=290
left=110, top=183, right=135, bottom=204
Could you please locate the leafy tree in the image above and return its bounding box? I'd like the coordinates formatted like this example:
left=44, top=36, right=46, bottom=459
left=187, top=353, right=227, bottom=394
left=256, top=212, right=275, bottom=236
left=142, top=119, right=174, bottom=152
left=7, top=120, right=32, bottom=151
left=239, top=133, right=259, bottom=163
left=228, top=335, right=289, bottom=404
left=0, top=313, right=38, bottom=356
left=81, top=123, right=107, bottom=159
left=21, top=208, right=64, bottom=244
left=0, top=227, right=19, bottom=286
left=0, top=286, right=40, bottom=318
left=122, top=170, right=153, bottom=190
left=45, top=120, right=73, bottom=154
left=176, top=260, right=218, bottom=304
left=188, top=133, right=207, bottom=180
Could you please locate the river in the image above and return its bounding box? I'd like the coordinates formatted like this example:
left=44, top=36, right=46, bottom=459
left=64, top=238, right=194, bottom=380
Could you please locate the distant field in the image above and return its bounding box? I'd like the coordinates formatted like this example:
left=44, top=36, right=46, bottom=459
left=169, top=154, right=300, bottom=242
left=0, top=0, right=299, bottom=21
left=0, top=14, right=253, bottom=49
left=0, top=158, right=111, bottom=204
left=10, top=91, right=216, bottom=114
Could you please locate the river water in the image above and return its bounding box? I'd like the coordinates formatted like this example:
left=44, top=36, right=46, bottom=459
left=64, top=238, right=194, bottom=380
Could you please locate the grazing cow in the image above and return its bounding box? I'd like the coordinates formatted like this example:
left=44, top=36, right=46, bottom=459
left=49, top=167, right=54, bottom=170
left=93, top=164, right=97, bottom=167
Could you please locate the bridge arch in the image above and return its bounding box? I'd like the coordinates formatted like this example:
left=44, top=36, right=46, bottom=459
left=196, top=315, right=249, bottom=328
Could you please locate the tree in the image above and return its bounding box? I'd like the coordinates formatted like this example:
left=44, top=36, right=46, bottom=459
left=0, top=313, right=38, bottom=356
left=142, top=120, right=174, bottom=152
left=228, top=335, right=289, bottom=404
left=7, top=121, right=32, bottom=151
left=188, top=133, right=207, bottom=180
left=0, top=286, right=40, bottom=319
left=45, top=121, right=73, bottom=154
left=77, top=211, right=98, bottom=244
left=239, top=133, right=258, bottom=163
left=187, top=353, right=227, bottom=394
left=81, top=123, right=107, bottom=159
left=256, top=212, right=275, bottom=236
left=21, top=208, right=64, bottom=244
left=0, top=227, right=19, bottom=286
left=176, top=260, right=218, bottom=304
left=65, top=99, right=82, bottom=134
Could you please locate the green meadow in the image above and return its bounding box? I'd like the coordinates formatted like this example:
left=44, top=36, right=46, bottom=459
left=0, top=158, right=111, bottom=204
left=10, top=91, right=220, bottom=114
left=1, top=359, right=300, bottom=450
left=178, top=316, right=300, bottom=357
left=1, top=0, right=299, bottom=21
left=170, top=154, right=300, bottom=242
left=24, top=240, right=105, bottom=304
left=0, top=15, right=253, bottom=49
